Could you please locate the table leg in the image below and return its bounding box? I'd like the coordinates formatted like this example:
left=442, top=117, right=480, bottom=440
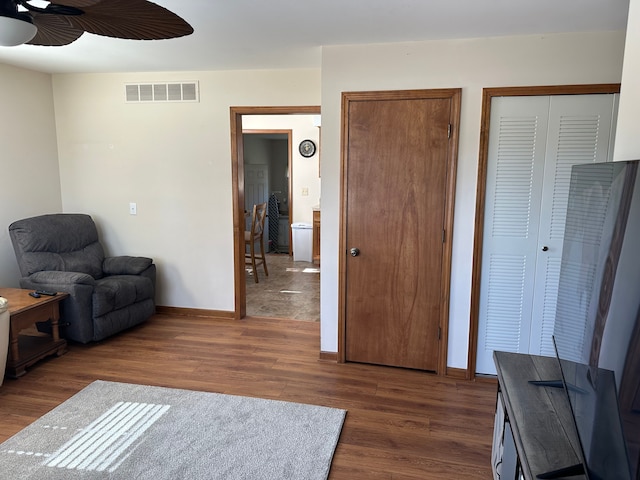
left=10, top=326, right=19, bottom=362
left=51, top=304, right=60, bottom=343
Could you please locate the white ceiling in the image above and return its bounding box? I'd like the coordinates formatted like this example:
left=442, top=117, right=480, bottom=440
left=0, top=0, right=630, bottom=74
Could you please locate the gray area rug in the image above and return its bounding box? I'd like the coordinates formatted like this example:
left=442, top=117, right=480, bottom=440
left=0, top=380, right=346, bottom=479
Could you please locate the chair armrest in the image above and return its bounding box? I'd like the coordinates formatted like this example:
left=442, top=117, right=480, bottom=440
left=21, top=271, right=96, bottom=344
left=103, top=256, right=153, bottom=276
left=28, top=270, right=96, bottom=286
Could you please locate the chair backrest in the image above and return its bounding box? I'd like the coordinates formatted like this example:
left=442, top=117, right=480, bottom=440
left=9, top=214, right=105, bottom=278
left=249, top=203, right=268, bottom=239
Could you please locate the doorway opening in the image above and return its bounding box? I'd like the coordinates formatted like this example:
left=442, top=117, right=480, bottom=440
left=230, top=106, right=321, bottom=321
left=242, top=130, right=292, bottom=255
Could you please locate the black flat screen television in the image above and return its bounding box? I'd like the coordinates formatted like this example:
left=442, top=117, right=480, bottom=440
left=549, top=337, right=631, bottom=479
left=546, top=160, right=640, bottom=479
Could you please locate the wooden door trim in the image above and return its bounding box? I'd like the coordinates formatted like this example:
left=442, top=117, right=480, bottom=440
left=230, top=106, right=320, bottom=320
left=467, top=84, right=621, bottom=379
left=338, top=88, right=462, bottom=376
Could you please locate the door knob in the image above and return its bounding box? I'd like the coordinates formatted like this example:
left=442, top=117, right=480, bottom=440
left=350, top=247, right=360, bottom=257
left=542, top=246, right=549, bottom=252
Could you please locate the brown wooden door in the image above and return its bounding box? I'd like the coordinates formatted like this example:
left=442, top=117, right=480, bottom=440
left=342, top=89, right=460, bottom=372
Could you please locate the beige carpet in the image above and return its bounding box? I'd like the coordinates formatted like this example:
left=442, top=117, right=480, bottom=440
left=0, top=380, right=346, bottom=479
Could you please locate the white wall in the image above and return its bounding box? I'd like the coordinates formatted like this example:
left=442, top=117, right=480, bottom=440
left=0, top=64, right=62, bottom=287
left=614, top=0, right=640, bottom=161
left=607, top=0, right=640, bottom=385
left=52, top=69, right=320, bottom=310
left=243, top=115, right=321, bottom=224
left=320, top=31, right=626, bottom=367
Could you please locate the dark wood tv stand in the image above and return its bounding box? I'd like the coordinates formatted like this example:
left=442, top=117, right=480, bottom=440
left=492, top=351, right=587, bottom=480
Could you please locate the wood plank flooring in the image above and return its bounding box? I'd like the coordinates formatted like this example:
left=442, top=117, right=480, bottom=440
left=0, top=314, right=497, bottom=479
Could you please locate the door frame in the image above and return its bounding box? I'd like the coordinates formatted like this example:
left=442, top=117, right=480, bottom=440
left=230, top=106, right=320, bottom=319
left=337, top=89, right=462, bottom=375
left=467, top=84, right=621, bottom=379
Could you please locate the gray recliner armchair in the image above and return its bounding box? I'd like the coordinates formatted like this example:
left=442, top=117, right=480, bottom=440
left=9, top=213, right=156, bottom=344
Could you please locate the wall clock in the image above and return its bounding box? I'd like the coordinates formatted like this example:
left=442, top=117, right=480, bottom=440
left=299, top=139, right=316, bottom=158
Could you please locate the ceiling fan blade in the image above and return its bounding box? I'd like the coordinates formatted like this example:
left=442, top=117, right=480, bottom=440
left=59, top=0, right=193, bottom=40
left=42, top=0, right=102, bottom=7
left=27, top=12, right=84, bottom=45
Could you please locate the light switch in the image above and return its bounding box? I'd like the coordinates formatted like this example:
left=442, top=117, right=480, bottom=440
left=302, top=187, right=309, bottom=196
left=129, top=202, right=137, bottom=215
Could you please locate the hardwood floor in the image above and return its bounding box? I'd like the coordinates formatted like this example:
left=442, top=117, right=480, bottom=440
left=0, top=314, right=497, bottom=479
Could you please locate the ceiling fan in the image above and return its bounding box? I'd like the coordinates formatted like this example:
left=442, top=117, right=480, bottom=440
left=0, top=0, right=193, bottom=47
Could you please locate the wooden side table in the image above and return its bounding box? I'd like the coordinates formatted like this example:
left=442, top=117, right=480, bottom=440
left=0, top=288, right=68, bottom=378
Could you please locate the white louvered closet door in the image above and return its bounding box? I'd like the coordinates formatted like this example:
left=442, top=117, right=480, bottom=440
left=476, top=94, right=618, bottom=375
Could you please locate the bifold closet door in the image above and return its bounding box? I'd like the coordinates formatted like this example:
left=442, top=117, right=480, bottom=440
left=476, top=94, right=617, bottom=375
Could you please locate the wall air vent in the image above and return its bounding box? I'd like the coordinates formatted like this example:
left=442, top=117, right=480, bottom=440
left=125, top=81, right=199, bottom=103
